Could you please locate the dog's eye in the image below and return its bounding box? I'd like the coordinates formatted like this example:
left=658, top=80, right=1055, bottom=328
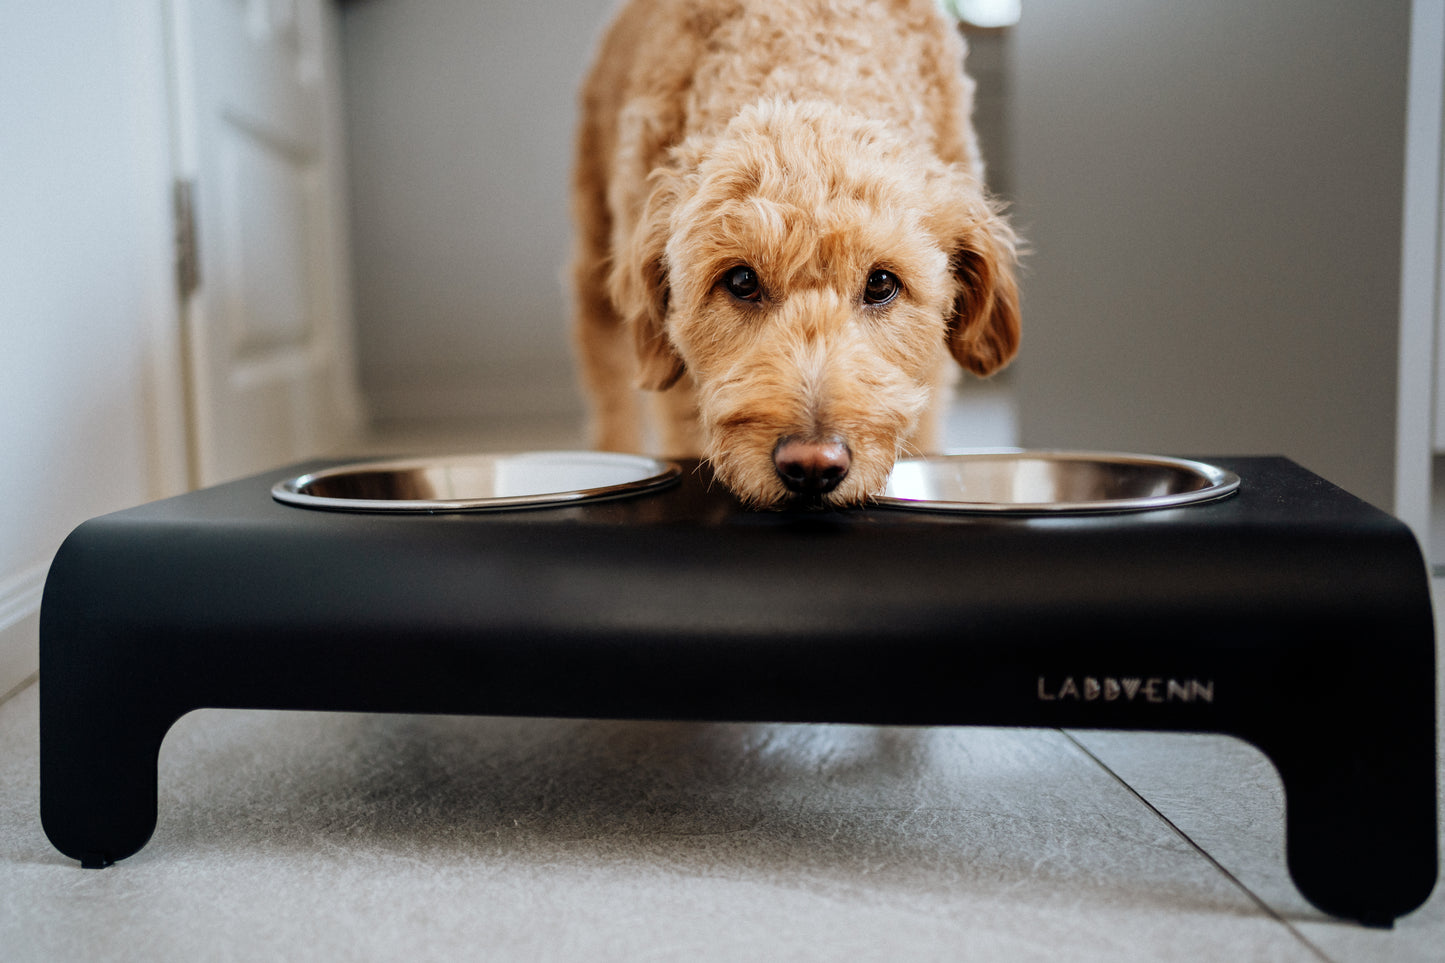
left=863, top=269, right=901, bottom=305
left=721, top=265, right=762, bottom=303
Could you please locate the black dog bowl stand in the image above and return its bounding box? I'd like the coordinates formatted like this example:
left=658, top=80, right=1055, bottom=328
left=39, top=457, right=1437, bottom=926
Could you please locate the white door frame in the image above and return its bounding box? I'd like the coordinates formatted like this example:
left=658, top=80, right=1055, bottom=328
left=1396, top=0, right=1445, bottom=562
left=165, top=0, right=364, bottom=487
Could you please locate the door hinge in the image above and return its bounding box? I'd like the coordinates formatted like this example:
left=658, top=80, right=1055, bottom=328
left=173, top=178, right=200, bottom=300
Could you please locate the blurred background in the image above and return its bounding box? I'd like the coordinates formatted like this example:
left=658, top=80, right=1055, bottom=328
left=2, top=0, right=1439, bottom=697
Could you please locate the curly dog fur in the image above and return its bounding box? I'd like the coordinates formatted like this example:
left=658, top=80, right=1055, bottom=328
left=571, top=0, right=1019, bottom=507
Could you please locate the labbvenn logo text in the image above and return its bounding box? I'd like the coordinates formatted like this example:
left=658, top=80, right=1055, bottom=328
left=1036, top=676, right=1215, bottom=704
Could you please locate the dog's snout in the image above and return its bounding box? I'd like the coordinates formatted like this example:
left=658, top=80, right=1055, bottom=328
left=773, top=436, right=851, bottom=496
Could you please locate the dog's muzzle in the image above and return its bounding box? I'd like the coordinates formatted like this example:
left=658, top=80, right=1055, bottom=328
left=772, top=435, right=851, bottom=496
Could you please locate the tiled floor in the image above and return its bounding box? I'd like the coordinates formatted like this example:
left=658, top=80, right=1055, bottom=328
left=3, top=398, right=1440, bottom=961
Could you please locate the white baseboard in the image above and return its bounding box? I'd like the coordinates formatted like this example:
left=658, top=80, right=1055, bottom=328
left=0, top=563, right=45, bottom=702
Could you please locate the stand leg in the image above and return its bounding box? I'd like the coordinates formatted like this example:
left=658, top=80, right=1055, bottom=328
left=39, top=614, right=185, bottom=868
left=1246, top=645, right=1437, bottom=926
left=40, top=683, right=179, bottom=868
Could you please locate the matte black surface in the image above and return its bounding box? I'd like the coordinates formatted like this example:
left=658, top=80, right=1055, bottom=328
left=39, top=456, right=1437, bottom=924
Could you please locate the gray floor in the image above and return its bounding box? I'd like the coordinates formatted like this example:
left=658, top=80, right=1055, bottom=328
left=3, top=402, right=1441, bottom=961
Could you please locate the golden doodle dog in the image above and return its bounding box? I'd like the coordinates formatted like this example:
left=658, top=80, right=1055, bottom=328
left=571, top=0, right=1020, bottom=507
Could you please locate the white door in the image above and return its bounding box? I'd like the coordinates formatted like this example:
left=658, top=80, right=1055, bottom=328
left=170, top=0, right=361, bottom=485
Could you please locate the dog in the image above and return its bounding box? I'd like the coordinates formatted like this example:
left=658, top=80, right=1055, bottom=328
left=570, top=0, right=1019, bottom=507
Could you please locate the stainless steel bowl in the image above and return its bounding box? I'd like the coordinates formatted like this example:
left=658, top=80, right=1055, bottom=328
left=877, top=450, right=1240, bottom=514
left=272, top=451, right=681, bottom=513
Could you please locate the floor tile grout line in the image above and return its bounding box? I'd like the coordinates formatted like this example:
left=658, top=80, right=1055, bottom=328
left=1057, top=728, right=1336, bottom=963
left=0, top=673, right=37, bottom=712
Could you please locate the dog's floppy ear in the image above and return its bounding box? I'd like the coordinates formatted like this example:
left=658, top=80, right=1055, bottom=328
left=936, top=186, right=1021, bottom=377
left=609, top=169, right=687, bottom=391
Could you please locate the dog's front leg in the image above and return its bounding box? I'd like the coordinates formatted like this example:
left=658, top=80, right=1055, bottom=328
left=573, top=298, right=646, bottom=453
left=648, top=380, right=705, bottom=458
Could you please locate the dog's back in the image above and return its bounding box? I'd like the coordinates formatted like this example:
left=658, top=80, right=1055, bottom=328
left=578, top=0, right=981, bottom=240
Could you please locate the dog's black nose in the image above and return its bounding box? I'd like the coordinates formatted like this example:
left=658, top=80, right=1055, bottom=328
left=773, top=436, right=851, bottom=495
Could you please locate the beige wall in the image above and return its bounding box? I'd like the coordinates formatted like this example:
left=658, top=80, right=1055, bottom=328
left=341, top=0, right=619, bottom=425
left=1011, top=0, right=1410, bottom=510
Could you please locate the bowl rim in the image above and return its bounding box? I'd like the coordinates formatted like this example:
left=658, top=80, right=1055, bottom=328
left=874, top=449, right=1242, bottom=515
left=271, top=450, right=683, bottom=514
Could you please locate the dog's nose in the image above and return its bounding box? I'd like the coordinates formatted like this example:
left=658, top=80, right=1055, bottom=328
left=773, top=435, right=851, bottom=496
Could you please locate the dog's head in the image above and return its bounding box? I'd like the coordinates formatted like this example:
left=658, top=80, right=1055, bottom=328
left=611, top=100, right=1019, bottom=507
